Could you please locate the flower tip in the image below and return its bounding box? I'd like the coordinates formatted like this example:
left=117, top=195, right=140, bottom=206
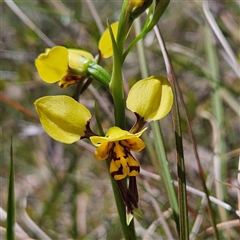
left=126, top=207, right=144, bottom=225
left=133, top=207, right=144, bottom=218
left=126, top=212, right=134, bottom=226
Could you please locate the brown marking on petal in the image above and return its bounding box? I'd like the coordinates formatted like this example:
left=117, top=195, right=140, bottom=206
left=112, top=151, right=120, bottom=161
left=111, top=164, right=124, bottom=178
left=122, top=148, right=128, bottom=159
left=119, top=141, right=130, bottom=158
left=110, top=142, right=121, bottom=161
left=81, top=120, right=97, bottom=139
left=129, top=166, right=140, bottom=173
left=129, top=113, right=147, bottom=133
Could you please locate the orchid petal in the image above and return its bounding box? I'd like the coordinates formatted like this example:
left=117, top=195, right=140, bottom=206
left=68, top=49, right=94, bottom=70
left=98, top=22, right=119, bottom=59
left=126, top=76, right=173, bottom=121
left=90, top=126, right=147, bottom=146
left=35, top=95, right=91, bottom=144
left=35, top=46, right=68, bottom=83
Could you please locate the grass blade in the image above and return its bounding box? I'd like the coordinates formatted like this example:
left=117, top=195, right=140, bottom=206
left=6, top=137, right=15, bottom=240
left=151, top=121, right=180, bottom=232
left=134, top=18, right=180, bottom=234
left=153, top=26, right=188, bottom=240
left=205, top=25, right=227, bottom=222
left=153, top=25, right=219, bottom=239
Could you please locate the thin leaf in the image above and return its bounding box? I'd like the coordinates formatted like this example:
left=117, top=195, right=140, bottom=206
left=134, top=17, right=180, bottom=234
left=153, top=26, right=190, bottom=239
left=6, top=137, right=15, bottom=240
left=205, top=24, right=227, bottom=222
left=153, top=25, right=220, bottom=239
left=151, top=121, right=180, bottom=232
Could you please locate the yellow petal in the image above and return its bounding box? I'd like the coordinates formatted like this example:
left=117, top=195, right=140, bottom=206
left=90, top=126, right=147, bottom=146
left=98, top=22, right=119, bottom=59
left=127, top=154, right=140, bottom=177
left=34, top=95, right=92, bottom=144
left=126, top=76, right=173, bottom=121
left=110, top=159, right=127, bottom=180
left=122, top=137, right=145, bottom=152
left=110, top=143, right=128, bottom=180
left=35, top=46, right=68, bottom=83
left=94, top=142, right=112, bottom=160
left=68, top=49, right=94, bottom=71
left=110, top=143, right=140, bottom=180
left=131, top=0, right=144, bottom=8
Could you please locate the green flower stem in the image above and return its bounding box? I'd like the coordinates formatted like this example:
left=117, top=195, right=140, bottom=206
left=123, top=0, right=170, bottom=62
left=95, top=102, right=136, bottom=239
left=107, top=20, right=136, bottom=238
left=6, top=137, right=15, bottom=240
left=87, top=62, right=111, bottom=87
left=108, top=21, right=126, bottom=129
left=116, top=0, right=133, bottom=58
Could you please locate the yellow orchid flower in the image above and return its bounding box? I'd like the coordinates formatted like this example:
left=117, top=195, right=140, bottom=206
left=34, top=75, right=173, bottom=177
left=35, top=46, right=94, bottom=88
left=90, top=126, right=147, bottom=180
left=35, top=23, right=119, bottom=87
left=126, top=75, right=173, bottom=122
left=34, top=75, right=173, bottom=221
left=34, top=95, right=92, bottom=144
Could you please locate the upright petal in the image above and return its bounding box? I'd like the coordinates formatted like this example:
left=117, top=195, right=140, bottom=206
left=126, top=76, right=173, bottom=121
left=35, top=46, right=68, bottom=83
left=98, top=22, right=119, bottom=59
left=35, top=95, right=92, bottom=144
left=122, top=137, right=145, bottom=152
left=94, top=142, right=112, bottom=160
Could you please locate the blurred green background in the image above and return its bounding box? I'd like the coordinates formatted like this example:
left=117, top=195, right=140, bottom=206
left=1, top=1, right=239, bottom=239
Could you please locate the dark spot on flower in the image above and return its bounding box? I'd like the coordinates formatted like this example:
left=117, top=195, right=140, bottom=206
left=130, top=166, right=140, bottom=173
left=112, top=151, right=120, bottom=161
left=111, top=164, right=123, bottom=178
left=119, top=141, right=130, bottom=158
